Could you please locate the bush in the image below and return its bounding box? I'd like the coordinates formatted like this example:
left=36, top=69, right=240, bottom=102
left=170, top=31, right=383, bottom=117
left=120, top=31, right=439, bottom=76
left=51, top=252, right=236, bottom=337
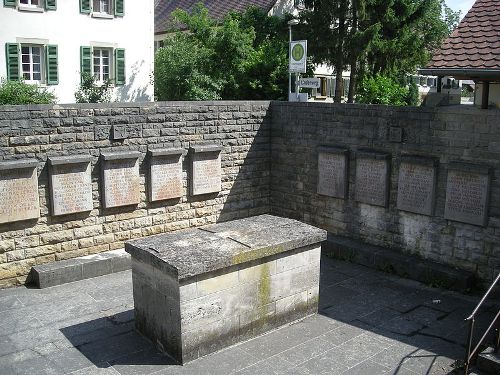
left=74, top=73, right=112, bottom=103
left=357, top=74, right=409, bottom=106
left=0, top=79, right=56, bottom=105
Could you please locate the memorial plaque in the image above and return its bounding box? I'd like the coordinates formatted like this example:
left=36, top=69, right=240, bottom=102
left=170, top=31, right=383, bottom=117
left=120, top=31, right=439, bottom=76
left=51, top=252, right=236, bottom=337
left=444, top=163, right=492, bottom=226
left=190, top=144, right=223, bottom=196
left=149, top=148, right=184, bottom=201
left=49, top=156, right=93, bottom=216
left=101, top=152, right=141, bottom=208
left=0, top=160, right=40, bottom=224
left=317, top=147, right=348, bottom=198
left=396, top=157, right=437, bottom=216
left=354, top=152, right=390, bottom=207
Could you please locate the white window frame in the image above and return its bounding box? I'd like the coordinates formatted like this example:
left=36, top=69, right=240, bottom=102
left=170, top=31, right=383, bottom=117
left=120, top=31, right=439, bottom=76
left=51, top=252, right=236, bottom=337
left=19, top=0, right=41, bottom=7
left=20, top=44, right=44, bottom=84
left=92, top=47, right=112, bottom=84
left=93, top=0, right=112, bottom=15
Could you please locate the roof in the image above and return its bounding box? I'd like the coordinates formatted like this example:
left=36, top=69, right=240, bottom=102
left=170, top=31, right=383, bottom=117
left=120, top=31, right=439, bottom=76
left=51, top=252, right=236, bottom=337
left=421, top=0, right=500, bottom=79
left=155, top=0, right=277, bottom=35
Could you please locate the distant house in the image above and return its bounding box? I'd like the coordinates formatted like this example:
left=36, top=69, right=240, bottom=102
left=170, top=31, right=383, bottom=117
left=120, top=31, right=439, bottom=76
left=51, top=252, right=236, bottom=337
left=1, top=0, right=154, bottom=103
left=420, top=0, right=500, bottom=108
left=154, top=0, right=295, bottom=49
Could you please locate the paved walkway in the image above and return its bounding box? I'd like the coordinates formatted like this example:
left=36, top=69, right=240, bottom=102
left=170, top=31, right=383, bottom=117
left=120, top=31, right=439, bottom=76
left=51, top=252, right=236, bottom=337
left=0, top=256, right=495, bottom=375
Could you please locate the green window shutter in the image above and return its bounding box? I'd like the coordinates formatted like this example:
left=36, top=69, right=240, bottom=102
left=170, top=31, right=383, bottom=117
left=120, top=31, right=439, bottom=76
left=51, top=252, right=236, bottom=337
left=3, top=0, right=16, bottom=7
left=114, top=0, right=124, bottom=16
left=5, top=43, right=19, bottom=81
left=45, top=0, right=56, bottom=10
left=80, top=46, right=92, bottom=82
left=45, top=45, right=58, bottom=85
left=80, top=0, right=90, bottom=13
left=114, top=48, right=125, bottom=85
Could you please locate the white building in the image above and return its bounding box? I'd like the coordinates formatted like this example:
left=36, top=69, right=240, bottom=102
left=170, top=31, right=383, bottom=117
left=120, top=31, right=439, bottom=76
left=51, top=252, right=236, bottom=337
left=1, top=0, right=154, bottom=104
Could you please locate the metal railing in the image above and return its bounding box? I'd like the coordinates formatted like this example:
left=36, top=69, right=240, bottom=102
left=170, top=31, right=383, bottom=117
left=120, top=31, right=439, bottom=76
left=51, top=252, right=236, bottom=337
left=463, top=272, right=500, bottom=374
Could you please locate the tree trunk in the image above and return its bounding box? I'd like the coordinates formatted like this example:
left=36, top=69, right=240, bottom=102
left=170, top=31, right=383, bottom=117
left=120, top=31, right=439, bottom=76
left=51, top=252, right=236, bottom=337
left=334, top=2, right=346, bottom=103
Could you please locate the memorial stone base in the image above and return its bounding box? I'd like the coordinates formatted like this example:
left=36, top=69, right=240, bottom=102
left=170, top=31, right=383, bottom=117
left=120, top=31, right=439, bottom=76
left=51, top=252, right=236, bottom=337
left=125, top=215, right=326, bottom=364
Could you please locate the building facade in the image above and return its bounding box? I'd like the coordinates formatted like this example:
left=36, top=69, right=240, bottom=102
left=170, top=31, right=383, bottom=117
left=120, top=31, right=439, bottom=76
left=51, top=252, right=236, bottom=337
left=1, top=0, right=154, bottom=103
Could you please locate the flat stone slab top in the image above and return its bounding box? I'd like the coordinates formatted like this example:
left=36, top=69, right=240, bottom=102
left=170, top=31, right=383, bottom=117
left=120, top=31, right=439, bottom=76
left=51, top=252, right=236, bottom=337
left=125, top=214, right=327, bottom=280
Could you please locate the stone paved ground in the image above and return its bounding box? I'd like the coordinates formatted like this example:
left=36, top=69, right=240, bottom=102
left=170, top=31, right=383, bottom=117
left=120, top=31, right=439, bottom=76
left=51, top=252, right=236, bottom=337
left=0, top=255, right=496, bottom=375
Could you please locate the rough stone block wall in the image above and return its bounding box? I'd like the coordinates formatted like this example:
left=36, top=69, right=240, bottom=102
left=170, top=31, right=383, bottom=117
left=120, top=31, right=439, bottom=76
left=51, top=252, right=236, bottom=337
left=0, top=101, right=271, bottom=287
left=271, top=102, right=500, bottom=284
left=132, top=245, right=320, bottom=363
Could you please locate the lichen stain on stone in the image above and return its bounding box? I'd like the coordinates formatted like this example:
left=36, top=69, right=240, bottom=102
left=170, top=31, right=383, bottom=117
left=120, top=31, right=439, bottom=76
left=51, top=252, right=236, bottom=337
left=231, top=245, right=285, bottom=266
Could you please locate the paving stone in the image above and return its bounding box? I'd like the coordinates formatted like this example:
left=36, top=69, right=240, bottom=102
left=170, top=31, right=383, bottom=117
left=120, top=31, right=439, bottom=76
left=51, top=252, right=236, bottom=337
left=275, top=336, right=331, bottom=366
left=341, top=359, right=390, bottom=375
left=320, top=323, right=368, bottom=346
left=235, top=356, right=295, bottom=375
left=70, top=363, right=120, bottom=375
left=399, top=349, right=457, bottom=375
left=0, top=295, right=23, bottom=312
left=379, top=316, right=426, bottom=336
left=109, top=348, right=176, bottom=375
left=294, top=349, right=349, bottom=375
left=401, top=306, right=448, bottom=326
left=10, top=354, right=66, bottom=375
left=357, top=308, right=402, bottom=327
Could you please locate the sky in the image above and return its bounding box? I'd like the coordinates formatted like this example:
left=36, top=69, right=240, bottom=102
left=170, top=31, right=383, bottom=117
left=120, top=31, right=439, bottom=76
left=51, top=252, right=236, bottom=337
left=445, top=0, right=475, bottom=18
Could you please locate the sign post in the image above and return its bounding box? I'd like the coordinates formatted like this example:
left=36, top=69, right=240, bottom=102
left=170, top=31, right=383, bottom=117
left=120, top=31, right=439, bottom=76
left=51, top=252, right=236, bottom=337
left=289, top=40, right=307, bottom=101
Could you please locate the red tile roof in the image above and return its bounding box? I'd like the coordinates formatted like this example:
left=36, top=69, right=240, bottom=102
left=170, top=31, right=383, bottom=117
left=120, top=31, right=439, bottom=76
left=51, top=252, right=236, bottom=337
left=155, top=0, right=278, bottom=34
left=426, top=0, right=500, bottom=71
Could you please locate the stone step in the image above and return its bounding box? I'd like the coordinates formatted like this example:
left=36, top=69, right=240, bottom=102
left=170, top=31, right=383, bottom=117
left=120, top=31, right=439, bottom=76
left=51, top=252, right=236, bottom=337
left=477, top=347, right=500, bottom=374
left=29, top=249, right=131, bottom=288
left=323, top=235, right=475, bottom=292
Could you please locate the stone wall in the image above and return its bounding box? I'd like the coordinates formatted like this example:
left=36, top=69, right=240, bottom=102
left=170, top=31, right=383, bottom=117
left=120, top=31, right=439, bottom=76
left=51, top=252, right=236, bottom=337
left=0, top=101, right=271, bottom=287
left=270, top=103, right=500, bottom=284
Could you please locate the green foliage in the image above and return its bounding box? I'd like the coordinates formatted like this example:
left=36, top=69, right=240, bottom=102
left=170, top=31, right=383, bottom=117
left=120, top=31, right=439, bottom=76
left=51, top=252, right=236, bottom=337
left=0, top=79, right=56, bottom=105
left=74, top=72, right=112, bottom=103
left=300, top=0, right=458, bottom=102
left=406, top=80, right=419, bottom=106
left=154, top=3, right=288, bottom=101
left=357, top=74, right=409, bottom=106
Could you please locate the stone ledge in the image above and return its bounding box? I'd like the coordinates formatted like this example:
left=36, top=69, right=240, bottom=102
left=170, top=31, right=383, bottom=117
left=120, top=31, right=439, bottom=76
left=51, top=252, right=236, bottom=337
left=323, top=235, right=475, bottom=292
left=30, top=249, right=130, bottom=288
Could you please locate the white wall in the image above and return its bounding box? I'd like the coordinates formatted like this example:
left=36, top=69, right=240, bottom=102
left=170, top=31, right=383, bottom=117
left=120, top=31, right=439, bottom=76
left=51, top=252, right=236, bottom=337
left=475, top=83, right=500, bottom=108
left=0, top=1, right=154, bottom=104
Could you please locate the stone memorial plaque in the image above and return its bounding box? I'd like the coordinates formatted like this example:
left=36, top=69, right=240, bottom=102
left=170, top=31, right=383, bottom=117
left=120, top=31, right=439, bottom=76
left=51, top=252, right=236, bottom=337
left=397, top=157, right=437, bottom=216
left=190, top=144, right=223, bottom=196
left=49, top=156, right=93, bottom=216
left=149, top=148, right=184, bottom=201
left=0, top=159, right=40, bottom=224
left=444, top=163, right=492, bottom=226
left=317, top=147, right=348, bottom=198
left=101, top=152, right=141, bottom=208
left=354, top=152, right=390, bottom=207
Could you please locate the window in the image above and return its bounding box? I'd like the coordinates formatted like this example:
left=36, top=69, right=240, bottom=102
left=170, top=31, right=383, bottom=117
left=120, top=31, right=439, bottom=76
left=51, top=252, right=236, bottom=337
left=80, top=46, right=125, bottom=85
left=21, top=45, right=43, bottom=83
left=5, top=43, right=58, bottom=84
left=93, top=0, right=110, bottom=14
left=80, top=0, right=123, bottom=16
left=3, top=0, right=56, bottom=10
left=93, top=48, right=111, bottom=82
left=19, top=0, right=40, bottom=6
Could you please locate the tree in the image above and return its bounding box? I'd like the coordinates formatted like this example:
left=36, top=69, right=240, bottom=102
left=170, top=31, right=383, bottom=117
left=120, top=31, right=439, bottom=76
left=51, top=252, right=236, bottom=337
left=300, top=0, right=459, bottom=103
left=74, top=73, right=112, bottom=103
left=0, top=79, right=56, bottom=105
left=154, top=4, right=289, bottom=101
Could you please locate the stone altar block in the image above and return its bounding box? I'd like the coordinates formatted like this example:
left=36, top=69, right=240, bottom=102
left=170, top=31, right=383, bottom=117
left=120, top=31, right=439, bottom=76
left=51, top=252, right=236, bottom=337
left=354, top=151, right=390, bottom=207
left=48, top=155, right=93, bottom=216
left=396, top=156, right=437, bottom=216
left=0, top=159, right=40, bottom=224
left=148, top=148, right=184, bottom=202
left=317, top=146, right=348, bottom=198
left=125, top=215, right=326, bottom=364
left=444, top=162, right=492, bottom=226
left=190, top=144, right=222, bottom=195
left=101, top=151, right=141, bottom=208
